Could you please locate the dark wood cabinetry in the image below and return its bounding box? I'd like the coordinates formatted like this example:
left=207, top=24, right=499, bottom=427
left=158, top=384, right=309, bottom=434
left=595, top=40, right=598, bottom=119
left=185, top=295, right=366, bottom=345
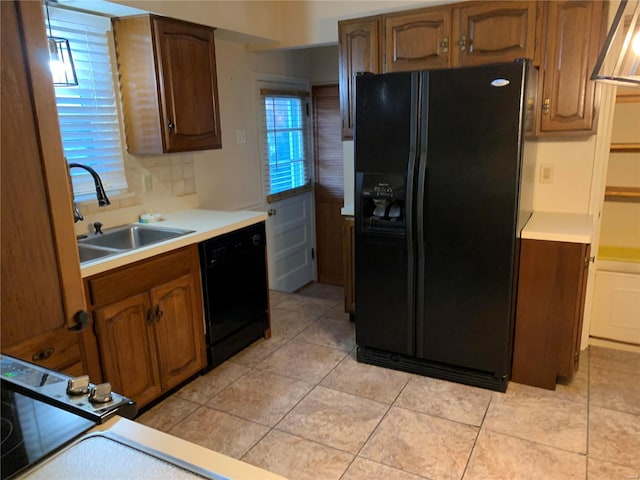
left=383, top=7, right=451, bottom=73
left=538, top=1, right=606, bottom=135
left=343, top=217, right=355, bottom=315
left=1, top=1, right=87, bottom=375
left=383, top=2, right=540, bottom=73
left=453, top=1, right=541, bottom=67
left=112, top=15, right=222, bottom=153
left=338, top=17, right=381, bottom=139
left=511, top=239, right=591, bottom=390
left=85, top=246, right=206, bottom=408
left=339, top=0, right=606, bottom=139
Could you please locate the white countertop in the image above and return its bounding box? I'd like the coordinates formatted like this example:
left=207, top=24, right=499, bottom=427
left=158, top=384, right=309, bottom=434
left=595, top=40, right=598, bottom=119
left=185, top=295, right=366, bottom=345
left=341, top=204, right=354, bottom=216
left=80, top=209, right=267, bottom=277
left=521, top=211, right=594, bottom=244
left=22, top=416, right=286, bottom=480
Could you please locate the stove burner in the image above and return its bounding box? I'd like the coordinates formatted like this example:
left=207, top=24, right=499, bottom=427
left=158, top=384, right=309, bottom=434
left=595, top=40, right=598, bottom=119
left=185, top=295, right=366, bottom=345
left=1, top=417, right=22, bottom=459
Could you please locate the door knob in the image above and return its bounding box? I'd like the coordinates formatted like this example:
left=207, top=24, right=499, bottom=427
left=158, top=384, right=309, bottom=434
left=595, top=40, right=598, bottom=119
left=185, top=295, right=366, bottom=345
left=68, top=310, right=89, bottom=332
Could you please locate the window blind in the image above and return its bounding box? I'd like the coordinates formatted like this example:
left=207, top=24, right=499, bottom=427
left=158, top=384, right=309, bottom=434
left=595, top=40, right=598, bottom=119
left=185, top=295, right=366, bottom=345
left=48, top=7, right=128, bottom=200
left=258, top=88, right=311, bottom=202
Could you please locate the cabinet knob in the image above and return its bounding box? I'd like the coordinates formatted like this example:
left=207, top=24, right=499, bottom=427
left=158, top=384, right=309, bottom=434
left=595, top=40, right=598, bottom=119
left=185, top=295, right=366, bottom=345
left=459, top=35, right=469, bottom=52
left=68, top=310, right=90, bottom=332
left=440, top=37, right=449, bottom=54
left=155, top=304, right=164, bottom=322
left=584, top=255, right=595, bottom=268
left=32, top=347, right=54, bottom=362
left=146, top=308, right=154, bottom=326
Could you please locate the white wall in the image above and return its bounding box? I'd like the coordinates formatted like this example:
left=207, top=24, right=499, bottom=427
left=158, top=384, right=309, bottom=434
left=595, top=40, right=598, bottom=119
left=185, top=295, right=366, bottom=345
left=194, top=40, right=311, bottom=211
left=309, top=46, right=339, bottom=85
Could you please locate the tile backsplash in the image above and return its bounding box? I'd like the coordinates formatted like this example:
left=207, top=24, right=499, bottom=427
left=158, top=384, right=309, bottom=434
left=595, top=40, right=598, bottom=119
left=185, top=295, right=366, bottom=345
left=74, top=151, right=198, bottom=234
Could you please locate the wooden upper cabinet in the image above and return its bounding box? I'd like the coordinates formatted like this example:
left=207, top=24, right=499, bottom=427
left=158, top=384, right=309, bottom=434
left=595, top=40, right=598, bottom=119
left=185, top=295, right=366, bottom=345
left=383, top=8, right=451, bottom=73
left=338, top=17, right=381, bottom=139
left=452, top=1, right=541, bottom=67
left=538, top=1, right=606, bottom=135
left=1, top=1, right=87, bottom=374
left=112, top=15, right=222, bottom=153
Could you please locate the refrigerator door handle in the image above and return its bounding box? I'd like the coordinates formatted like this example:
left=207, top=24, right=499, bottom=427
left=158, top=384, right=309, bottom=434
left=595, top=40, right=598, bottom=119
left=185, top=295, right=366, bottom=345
left=415, top=156, right=427, bottom=358
left=404, top=72, right=420, bottom=356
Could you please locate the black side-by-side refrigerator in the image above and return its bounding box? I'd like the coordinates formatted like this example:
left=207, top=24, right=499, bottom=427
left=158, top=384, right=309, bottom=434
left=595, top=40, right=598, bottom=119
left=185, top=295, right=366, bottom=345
left=354, top=60, right=537, bottom=392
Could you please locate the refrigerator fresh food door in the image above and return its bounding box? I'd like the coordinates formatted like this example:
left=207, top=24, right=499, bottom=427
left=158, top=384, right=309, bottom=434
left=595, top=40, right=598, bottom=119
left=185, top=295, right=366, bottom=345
left=416, top=61, right=528, bottom=378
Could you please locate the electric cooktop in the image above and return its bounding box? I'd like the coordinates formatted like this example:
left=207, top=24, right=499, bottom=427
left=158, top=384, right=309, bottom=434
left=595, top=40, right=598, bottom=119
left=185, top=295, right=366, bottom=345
left=0, top=355, right=137, bottom=479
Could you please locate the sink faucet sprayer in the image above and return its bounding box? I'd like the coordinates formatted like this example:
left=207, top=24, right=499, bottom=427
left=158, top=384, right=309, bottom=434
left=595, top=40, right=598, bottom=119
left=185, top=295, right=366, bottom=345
left=68, top=163, right=111, bottom=223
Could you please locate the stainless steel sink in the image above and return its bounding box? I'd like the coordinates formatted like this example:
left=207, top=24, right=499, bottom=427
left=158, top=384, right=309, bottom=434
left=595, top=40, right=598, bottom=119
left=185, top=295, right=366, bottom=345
left=78, top=224, right=194, bottom=264
left=78, top=244, right=122, bottom=263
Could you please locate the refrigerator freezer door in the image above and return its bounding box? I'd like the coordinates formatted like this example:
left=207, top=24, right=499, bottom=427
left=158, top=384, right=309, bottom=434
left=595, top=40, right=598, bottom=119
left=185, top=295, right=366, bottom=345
left=354, top=72, right=418, bottom=356
left=416, top=62, right=527, bottom=377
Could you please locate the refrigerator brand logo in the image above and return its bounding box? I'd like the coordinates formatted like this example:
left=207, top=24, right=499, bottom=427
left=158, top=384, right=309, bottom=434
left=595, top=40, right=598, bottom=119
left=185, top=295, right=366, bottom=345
left=490, top=78, right=510, bottom=87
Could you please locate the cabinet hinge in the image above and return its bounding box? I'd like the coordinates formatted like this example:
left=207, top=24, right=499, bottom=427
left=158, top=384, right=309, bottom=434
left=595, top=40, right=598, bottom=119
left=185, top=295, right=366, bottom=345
left=536, top=6, right=540, bottom=19
left=311, top=247, right=315, bottom=260
left=574, top=352, right=579, bottom=363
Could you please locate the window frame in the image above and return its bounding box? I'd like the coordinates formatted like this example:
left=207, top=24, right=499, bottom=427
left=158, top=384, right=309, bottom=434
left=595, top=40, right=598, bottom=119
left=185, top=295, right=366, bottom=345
left=257, top=80, right=312, bottom=204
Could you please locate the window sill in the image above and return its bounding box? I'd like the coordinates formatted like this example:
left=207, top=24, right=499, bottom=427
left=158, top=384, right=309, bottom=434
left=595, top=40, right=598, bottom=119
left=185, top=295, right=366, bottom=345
left=266, top=183, right=312, bottom=204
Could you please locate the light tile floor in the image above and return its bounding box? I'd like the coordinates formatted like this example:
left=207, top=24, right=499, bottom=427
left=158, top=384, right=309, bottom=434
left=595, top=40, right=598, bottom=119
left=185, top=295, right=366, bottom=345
left=138, top=283, right=640, bottom=480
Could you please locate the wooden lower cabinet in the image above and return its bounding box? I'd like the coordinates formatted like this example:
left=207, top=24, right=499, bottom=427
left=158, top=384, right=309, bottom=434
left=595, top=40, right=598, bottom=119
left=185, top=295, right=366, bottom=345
left=94, top=293, right=161, bottom=407
left=511, top=239, right=590, bottom=390
left=343, top=217, right=355, bottom=315
left=85, top=246, right=206, bottom=408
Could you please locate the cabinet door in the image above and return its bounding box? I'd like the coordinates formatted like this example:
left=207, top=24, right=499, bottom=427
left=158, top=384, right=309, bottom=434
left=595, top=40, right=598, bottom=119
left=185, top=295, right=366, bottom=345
left=151, top=274, right=205, bottom=391
left=1, top=2, right=87, bottom=372
left=343, top=217, right=355, bottom=315
left=511, top=240, right=590, bottom=390
left=94, top=293, right=161, bottom=407
left=383, top=8, right=451, bottom=72
left=338, top=17, right=381, bottom=140
left=453, top=1, right=541, bottom=67
left=539, top=1, right=605, bottom=134
left=153, top=17, right=222, bottom=151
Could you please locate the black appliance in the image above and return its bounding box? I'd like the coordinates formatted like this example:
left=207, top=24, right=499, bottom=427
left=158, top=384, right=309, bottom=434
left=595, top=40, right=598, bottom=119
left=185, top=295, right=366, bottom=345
left=354, top=60, right=537, bottom=392
left=0, top=355, right=137, bottom=479
left=199, top=222, right=269, bottom=368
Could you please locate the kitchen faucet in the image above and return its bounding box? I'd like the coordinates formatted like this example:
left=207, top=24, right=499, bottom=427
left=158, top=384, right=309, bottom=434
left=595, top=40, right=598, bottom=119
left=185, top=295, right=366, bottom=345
left=68, top=163, right=111, bottom=223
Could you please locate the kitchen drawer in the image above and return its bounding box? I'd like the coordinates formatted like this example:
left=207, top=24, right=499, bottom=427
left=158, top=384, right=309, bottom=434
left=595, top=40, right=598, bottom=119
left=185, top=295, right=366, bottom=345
left=3, top=328, right=82, bottom=373
left=85, top=246, right=196, bottom=307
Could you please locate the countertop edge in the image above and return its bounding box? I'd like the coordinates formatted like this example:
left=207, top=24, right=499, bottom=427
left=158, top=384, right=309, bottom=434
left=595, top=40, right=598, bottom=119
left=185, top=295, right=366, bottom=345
left=80, top=209, right=267, bottom=278
left=521, top=211, right=594, bottom=244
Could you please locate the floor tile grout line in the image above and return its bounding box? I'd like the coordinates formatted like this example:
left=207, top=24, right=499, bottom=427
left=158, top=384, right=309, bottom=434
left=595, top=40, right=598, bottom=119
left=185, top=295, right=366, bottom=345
left=338, top=372, right=417, bottom=479
left=460, top=394, right=494, bottom=479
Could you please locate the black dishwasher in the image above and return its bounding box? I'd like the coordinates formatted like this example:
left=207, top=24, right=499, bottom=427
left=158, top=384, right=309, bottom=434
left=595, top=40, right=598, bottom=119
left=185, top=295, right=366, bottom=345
left=199, top=222, right=269, bottom=369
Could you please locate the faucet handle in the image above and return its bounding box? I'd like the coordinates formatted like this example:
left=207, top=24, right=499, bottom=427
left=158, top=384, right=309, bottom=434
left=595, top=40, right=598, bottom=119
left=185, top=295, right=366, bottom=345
left=93, top=222, right=103, bottom=235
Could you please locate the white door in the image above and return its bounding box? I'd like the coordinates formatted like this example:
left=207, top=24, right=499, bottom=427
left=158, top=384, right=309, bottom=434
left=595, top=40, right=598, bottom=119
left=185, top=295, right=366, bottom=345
left=256, top=77, right=315, bottom=292
left=266, top=191, right=315, bottom=292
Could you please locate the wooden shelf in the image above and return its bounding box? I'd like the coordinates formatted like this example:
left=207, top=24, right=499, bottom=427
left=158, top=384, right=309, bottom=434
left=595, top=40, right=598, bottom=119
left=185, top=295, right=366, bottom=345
left=605, top=186, right=640, bottom=203
left=610, top=143, right=640, bottom=153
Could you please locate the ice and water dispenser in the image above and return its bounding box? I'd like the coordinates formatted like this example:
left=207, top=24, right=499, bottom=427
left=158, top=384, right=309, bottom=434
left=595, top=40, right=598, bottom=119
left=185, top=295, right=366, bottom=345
left=358, top=173, right=406, bottom=233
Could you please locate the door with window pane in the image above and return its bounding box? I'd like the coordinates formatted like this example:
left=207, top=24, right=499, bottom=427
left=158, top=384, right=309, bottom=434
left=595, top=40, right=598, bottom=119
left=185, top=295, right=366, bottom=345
left=259, top=85, right=314, bottom=292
